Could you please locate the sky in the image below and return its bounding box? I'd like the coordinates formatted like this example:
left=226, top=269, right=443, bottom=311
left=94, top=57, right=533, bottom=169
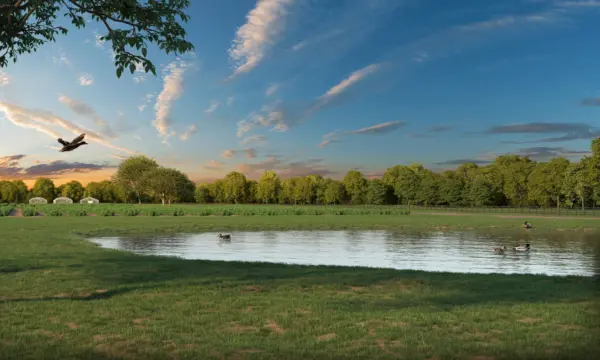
left=1, top=0, right=600, bottom=187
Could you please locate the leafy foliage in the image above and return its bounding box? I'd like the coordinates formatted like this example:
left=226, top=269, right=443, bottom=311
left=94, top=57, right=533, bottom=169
left=0, top=0, right=194, bottom=78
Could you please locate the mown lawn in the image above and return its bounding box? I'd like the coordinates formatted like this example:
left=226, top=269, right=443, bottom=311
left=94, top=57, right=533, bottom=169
left=1, top=217, right=599, bottom=360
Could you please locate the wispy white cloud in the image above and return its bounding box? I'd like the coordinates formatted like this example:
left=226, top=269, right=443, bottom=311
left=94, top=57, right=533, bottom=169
left=228, top=0, right=294, bottom=78
left=138, top=93, right=156, bottom=112
left=204, top=100, right=220, bottom=114
left=318, top=121, right=406, bottom=148
left=265, top=83, right=280, bottom=97
left=58, top=95, right=115, bottom=138
left=179, top=124, right=197, bottom=141
left=78, top=73, right=94, bottom=86
left=291, top=29, right=345, bottom=52
left=316, top=63, right=382, bottom=107
left=240, top=134, right=267, bottom=146
left=52, top=51, right=71, bottom=66
left=236, top=101, right=288, bottom=138
left=153, top=58, right=191, bottom=143
left=132, top=62, right=148, bottom=83
left=557, top=0, right=600, bottom=7
left=0, top=70, right=9, bottom=85
left=93, top=30, right=106, bottom=49
left=0, top=101, right=136, bottom=154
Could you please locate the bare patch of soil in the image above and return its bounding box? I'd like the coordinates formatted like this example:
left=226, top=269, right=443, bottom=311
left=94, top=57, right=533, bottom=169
left=225, top=322, right=259, bottom=333
left=9, top=208, right=23, bottom=217
left=265, top=320, right=285, bottom=334
left=518, top=317, right=541, bottom=323
left=316, top=333, right=336, bottom=342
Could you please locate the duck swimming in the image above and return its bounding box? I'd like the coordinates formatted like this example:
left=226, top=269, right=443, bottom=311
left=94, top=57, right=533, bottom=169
left=513, top=243, right=531, bottom=251
left=493, top=246, right=507, bottom=252
left=218, top=233, right=231, bottom=240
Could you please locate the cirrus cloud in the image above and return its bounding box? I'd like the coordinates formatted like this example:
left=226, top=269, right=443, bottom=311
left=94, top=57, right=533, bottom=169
left=228, top=0, right=295, bottom=78
left=318, top=120, right=406, bottom=148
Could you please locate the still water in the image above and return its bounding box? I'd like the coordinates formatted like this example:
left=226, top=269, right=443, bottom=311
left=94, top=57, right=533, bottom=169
left=88, top=230, right=600, bottom=277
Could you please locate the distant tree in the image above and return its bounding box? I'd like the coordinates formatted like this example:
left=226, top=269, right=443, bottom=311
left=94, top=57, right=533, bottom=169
left=0, top=181, right=17, bottom=203
left=527, top=158, right=569, bottom=208
left=0, top=0, right=194, bottom=78
left=303, top=175, right=322, bottom=204
left=439, top=177, right=464, bottom=206
left=207, top=179, right=226, bottom=203
left=293, top=177, right=313, bottom=205
left=194, top=184, right=213, bottom=203
left=246, top=180, right=258, bottom=203
left=222, top=171, right=248, bottom=204
left=393, top=166, right=420, bottom=206
left=468, top=176, right=496, bottom=206
left=113, top=155, right=159, bottom=204
left=324, top=180, right=346, bottom=205
left=342, top=170, right=367, bottom=204
left=279, top=178, right=294, bottom=204
left=366, top=179, right=393, bottom=205
left=256, top=170, right=280, bottom=204
left=493, top=155, right=535, bottom=206
left=562, top=159, right=594, bottom=210
left=142, top=167, right=192, bottom=205
left=31, top=177, right=55, bottom=202
left=416, top=172, right=441, bottom=206
left=61, top=180, right=85, bottom=202
left=11, top=180, right=28, bottom=203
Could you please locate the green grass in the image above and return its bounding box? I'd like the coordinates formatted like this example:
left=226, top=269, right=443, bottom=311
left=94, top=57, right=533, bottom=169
left=14, top=203, right=411, bottom=217
left=9, top=203, right=600, bottom=219
left=0, top=217, right=599, bottom=360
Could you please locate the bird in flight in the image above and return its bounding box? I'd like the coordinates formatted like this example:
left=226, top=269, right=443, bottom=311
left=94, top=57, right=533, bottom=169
left=57, top=133, right=88, bottom=152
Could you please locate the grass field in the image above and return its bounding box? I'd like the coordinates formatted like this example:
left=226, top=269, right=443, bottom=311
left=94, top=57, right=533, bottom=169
left=1, top=202, right=600, bottom=217
left=1, top=217, right=599, bottom=360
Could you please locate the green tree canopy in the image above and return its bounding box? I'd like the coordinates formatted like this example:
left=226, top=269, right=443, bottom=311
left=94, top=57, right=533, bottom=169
left=113, top=155, right=159, bottom=204
left=342, top=170, right=367, bottom=204
left=142, top=167, right=192, bottom=205
left=256, top=170, right=280, bottom=204
left=31, top=177, right=55, bottom=202
left=324, top=180, right=345, bottom=205
left=0, top=0, right=194, bottom=78
left=194, top=184, right=213, bottom=204
left=61, top=180, right=85, bottom=202
left=222, top=171, right=248, bottom=204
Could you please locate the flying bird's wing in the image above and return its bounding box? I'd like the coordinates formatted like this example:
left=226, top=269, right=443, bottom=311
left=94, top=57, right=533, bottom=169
left=57, top=138, right=70, bottom=146
left=70, top=133, right=86, bottom=144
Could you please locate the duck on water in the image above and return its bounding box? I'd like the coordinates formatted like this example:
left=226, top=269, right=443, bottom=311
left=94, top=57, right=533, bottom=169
left=218, top=233, right=231, bottom=240
left=493, top=244, right=530, bottom=252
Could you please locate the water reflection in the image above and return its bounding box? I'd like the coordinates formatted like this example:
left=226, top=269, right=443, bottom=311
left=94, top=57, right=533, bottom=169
left=88, top=230, right=599, bottom=277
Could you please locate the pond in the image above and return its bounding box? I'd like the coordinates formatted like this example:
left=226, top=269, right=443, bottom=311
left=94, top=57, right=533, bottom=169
left=88, top=230, right=600, bottom=277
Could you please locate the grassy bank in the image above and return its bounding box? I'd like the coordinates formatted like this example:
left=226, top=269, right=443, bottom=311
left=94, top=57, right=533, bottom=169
left=1, top=218, right=599, bottom=360
left=2, top=203, right=600, bottom=219
left=2, top=211, right=600, bottom=232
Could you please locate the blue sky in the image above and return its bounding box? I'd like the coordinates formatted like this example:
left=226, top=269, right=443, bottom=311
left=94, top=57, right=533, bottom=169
left=1, top=0, right=600, bottom=185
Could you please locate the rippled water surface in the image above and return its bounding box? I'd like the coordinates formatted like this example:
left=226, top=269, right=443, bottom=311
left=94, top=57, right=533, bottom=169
left=89, top=230, right=600, bottom=276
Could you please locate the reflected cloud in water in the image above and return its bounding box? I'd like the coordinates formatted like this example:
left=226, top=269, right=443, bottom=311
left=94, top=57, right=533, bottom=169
left=89, top=230, right=599, bottom=277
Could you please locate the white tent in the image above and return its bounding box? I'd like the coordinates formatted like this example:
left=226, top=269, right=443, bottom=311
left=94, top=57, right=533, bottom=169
left=53, top=197, right=73, bottom=204
left=29, top=197, right=48, bottom=204
left=80, top=197, right=100, bottom=204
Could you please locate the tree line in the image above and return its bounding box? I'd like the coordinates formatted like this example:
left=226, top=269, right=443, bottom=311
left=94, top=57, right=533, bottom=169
left=1, top=139, right=599, bottom=209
